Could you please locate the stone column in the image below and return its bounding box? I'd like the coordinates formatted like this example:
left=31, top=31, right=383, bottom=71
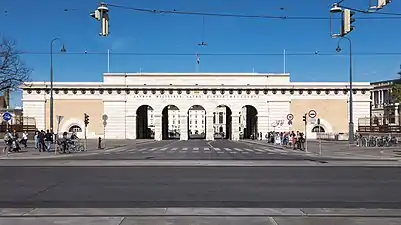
left=180, top=114, right=188, bottom=141
left=257, top=115, right=270, bottom=140
left=125, top=115, right=136, bottom=139
left=153, top=114, right=162, bottom=141
left=206, top=115, right=214, bottom=141
left=231, top=115, right=240, bottom=141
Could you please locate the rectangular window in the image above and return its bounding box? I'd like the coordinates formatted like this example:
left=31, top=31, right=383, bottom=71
left=219, top=112, right=224, bottom=124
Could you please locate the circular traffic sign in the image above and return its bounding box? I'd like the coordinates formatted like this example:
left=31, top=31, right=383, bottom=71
left=308, top=110, right=317, bottom=118
left=286, top=113, right=294, bottom=121
left=2, top=112, right=12, bottom=121
left=102, top=114, right=108, bottom=121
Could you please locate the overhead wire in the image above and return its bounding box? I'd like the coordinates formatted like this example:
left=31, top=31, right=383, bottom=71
left=107, top=3, right=401, bottom=20
left=17, top=51, right=401, bottom=56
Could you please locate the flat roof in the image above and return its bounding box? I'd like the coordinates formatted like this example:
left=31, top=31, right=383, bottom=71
left=103, top=72, right=290, bottom=77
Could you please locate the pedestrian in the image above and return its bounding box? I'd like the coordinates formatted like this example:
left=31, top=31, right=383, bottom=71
left=19, top=131, right=28, bottom=148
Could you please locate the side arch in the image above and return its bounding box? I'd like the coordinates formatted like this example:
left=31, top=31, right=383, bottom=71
left=59, top=118, right=85, bottom=134
left=306, top=118, right=333, bottom=139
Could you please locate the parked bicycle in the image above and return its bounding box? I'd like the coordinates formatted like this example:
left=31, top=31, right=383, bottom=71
left=56, top=138, right=85, bottom=154
left=357, top=135, right=399, bottom=147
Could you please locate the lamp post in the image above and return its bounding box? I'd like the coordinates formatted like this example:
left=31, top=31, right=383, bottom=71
left=50, top=38, right=66, bottom=132
left=336, top=36, right=354, bottom=144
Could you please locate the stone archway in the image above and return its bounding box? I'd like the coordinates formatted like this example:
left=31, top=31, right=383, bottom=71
left=241, top=105, right=258, bottom=139
left=162, top=105, right=180, bottom=140
left=214, top=105, right=232, bottom=140
left=187, top=105, right=206, bottom=139
left=136, top=105, right=154, bottom=139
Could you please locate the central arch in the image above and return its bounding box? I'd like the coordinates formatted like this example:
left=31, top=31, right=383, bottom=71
left=162, top=105, right=180, bottom=140
left=241, top=105, right=258, bottom=139
left=213, top=105, right=232, bottom=139
left=187, top=105, right=206, bottom=139
left=136, top=105, right=154, bottom=139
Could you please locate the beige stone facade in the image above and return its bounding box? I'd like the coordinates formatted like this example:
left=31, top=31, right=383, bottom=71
left=21, top=73, right=372, bottom=140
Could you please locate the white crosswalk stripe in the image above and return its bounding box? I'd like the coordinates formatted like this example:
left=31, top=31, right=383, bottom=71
left=105, top=146, right=305, bottom=155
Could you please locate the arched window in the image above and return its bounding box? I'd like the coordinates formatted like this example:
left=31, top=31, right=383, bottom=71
left=69, top=125, right=82, bottom=133
left=311, top=126, right=325, bottom=133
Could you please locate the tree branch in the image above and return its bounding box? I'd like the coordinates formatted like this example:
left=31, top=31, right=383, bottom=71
left=0, top=37, right=31, bottom=91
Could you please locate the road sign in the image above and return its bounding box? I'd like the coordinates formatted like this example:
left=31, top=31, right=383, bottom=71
left=309, top=118, right=317, bottom=124
left=2, top=112, right=12, bottom=121
left=308, top=110, right=317, bottom=118
left=288, top=120, right=293, bottom=126
left=56, top=115, right=64, bottom=125
left=102, top=114, right=108, bottom=121
left=103, top=121, right=107, bottom=127
left=286, top=113, right=294, bottom=121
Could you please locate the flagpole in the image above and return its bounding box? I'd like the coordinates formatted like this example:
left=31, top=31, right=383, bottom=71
left=107, top=49, right=110, bottom=73
left=284, top=49, right=286, bottom=74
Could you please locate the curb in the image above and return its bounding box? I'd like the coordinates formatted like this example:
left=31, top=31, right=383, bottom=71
left=1, top=208, right=401, bottom=217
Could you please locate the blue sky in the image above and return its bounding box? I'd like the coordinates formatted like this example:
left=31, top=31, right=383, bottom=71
left=1, top=0, right=401, bottom=107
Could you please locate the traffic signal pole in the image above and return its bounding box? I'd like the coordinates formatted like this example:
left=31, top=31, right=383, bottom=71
left=84, top=113, right=90, bottom=151
left=303, top=113, right=308, bottom=152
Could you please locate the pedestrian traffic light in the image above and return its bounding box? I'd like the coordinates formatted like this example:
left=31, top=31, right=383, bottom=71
left=84, top=113, right=90, bottom=127
left=302, top=114, right=307, bottom=124
left=90, top=2, right=109, bottom=36
left=341, top=9, right=355, bottom=37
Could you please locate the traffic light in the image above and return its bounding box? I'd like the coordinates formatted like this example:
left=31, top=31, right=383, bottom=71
left=341, top=9, right=355, bottom=37
left=377, top=0, right=391, bottom=9
left=90, top=2, right=109, bottom=36
left=302, top=114, right=307, bottom=124
left=84, top=113, right=90, bottom=127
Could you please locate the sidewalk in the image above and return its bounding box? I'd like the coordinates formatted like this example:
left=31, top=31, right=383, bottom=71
left=0, top=139, right=155, bottom=159
left=240, top=139, right=401, bottom=160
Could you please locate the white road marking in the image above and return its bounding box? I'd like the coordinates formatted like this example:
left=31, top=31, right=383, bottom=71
left=194, top=147, right=199, bottom=150
left=214, top=148, right=220, bottom=150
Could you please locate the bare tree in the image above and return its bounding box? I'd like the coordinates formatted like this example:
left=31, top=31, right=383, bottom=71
left=0, top=38, right=31, bottom=91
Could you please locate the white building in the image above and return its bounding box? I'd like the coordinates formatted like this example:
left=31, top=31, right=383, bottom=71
left=21, top=72, right=372, bottom=140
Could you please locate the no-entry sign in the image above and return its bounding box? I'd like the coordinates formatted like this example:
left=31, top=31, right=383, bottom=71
left=308, top=110, right=317, bottom=118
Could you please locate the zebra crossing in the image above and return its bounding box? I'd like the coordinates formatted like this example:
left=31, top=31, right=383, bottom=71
left=107, top=146, right=291, bottom=155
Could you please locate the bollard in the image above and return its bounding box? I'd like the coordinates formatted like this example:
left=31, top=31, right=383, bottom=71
left=98, top=137, right=102, bottom=149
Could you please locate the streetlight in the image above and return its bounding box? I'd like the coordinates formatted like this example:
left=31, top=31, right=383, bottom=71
left=336, top=36, right=354, bottom=144
left=50, top=38, right=66, bottom=133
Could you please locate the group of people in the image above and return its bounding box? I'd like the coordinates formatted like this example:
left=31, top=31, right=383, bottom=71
left=3, top=130, right=28, bottom=153
left=266, top=131, right=306, bottom=151
left=34, top=129, right=55, bottom=152
left=3, top=129, right=80, bottom=154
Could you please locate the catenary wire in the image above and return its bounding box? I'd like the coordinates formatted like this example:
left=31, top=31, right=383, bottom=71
left=18, top=51, right=401, bottom=56
left=107, top=3, right=401, bottom=20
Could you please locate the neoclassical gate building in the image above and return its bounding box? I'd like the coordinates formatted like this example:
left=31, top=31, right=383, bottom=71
left=21, top=72, right=372, bottom=140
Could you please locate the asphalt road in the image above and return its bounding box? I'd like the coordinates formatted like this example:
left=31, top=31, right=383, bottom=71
left=1, top=166, right=400, bottom=208
left=71, top=140, right=315, bottom=160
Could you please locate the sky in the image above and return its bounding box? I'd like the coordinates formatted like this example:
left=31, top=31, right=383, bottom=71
left=1, top=0, right=401, bottom=107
